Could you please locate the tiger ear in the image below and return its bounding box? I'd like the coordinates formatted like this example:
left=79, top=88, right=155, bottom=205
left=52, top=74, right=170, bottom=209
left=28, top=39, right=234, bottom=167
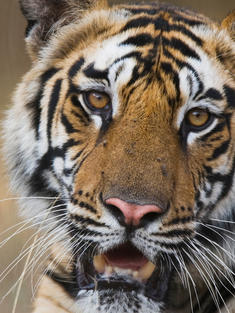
left=20, top=0, right=108, bottom=60
left=221, top=10, right=235, bottom=40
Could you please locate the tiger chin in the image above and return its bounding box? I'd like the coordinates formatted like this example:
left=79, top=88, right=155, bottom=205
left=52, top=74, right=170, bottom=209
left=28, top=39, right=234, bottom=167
left=2, top=0, right=235, bottom=312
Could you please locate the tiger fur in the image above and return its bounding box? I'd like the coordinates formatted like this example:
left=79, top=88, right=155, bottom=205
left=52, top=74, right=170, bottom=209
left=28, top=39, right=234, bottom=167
left=2, top=0, right=235, bottom=312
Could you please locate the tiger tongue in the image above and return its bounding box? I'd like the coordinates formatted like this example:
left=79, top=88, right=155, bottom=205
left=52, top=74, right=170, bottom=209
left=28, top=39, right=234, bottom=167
left=104, top=243, right=148, bottom=270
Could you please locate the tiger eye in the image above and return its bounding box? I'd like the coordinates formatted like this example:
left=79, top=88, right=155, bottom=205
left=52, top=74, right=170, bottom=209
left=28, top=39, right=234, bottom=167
left=86, top=91, right=110, bottom=109
left=186, top=108, right=210, bottom=127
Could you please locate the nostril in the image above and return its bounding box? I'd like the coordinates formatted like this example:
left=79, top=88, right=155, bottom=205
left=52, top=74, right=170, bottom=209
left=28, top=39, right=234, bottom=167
left=139, top=211, right=163, bottom=228
left=105, top=203, right=126, bottom=226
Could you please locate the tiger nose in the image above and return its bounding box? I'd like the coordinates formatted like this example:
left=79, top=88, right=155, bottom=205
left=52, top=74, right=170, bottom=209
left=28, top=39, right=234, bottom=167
left=105, top=198, right=163, bottom=226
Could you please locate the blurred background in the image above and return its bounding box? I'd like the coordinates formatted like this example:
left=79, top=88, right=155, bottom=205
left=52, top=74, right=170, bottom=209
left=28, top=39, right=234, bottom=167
left=0, top=0, right=234, bottom=312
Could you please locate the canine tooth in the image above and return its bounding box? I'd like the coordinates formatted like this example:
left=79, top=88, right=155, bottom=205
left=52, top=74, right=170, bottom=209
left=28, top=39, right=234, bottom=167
left=133, top=271, right=139, bottom=279
left=105, top=265, right=113, bottom=275
left=138, top=261, right=155, bottom=280
left=93, top=255, right=106, bottom=273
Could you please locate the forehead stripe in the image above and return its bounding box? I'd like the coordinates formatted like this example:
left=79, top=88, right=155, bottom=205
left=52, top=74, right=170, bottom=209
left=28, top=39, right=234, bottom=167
left=162, top=37, right=200, bottom=60
left=123, top=16, right=203, bottom=46
left=83, top=62, right=109, bottom=81
left=69, top=57, right=85, bottom=78
left=197, top=88, right=223, bottom=101
left=124, top=7, right=205, bottom=25
left=121, top=33, right=153, bottom=47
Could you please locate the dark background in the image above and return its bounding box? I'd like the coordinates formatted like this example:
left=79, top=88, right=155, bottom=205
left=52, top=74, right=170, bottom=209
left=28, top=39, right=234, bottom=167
left=0, top=0, right=234, bottom=312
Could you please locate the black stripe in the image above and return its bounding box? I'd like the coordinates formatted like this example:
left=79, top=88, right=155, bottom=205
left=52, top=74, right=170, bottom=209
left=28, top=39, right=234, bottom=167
left=71, top=147, right=85, bottom=161
left=71, top=95, right=91, bottom=123
left=121, top=33, right=153, bottom=47
left=127, top=8, right=205, bottom=27
left=79, top=201, right=98, bottom=214
left=69, top=57, right=85, bottom=78
left=70, top=214, right=109, bottom=228
left=28, top=137, right=83, bottom=194
left=83, top=62, right=108, bottom=81
left=122, top=16, right=152, bottom=32
left=204, top=157, right=235, bottom=203
left=152, top=229, right=193, bottom=237
left=61, top=113, right=80, bottom=134
left=160, top=62, right=180, bottom=101
left=164, top=216, right=193, bottom=226
left=64, top=138, right=83, bottom=148
left=224, top=85, right=235, bottom=108
left=163, top=37, right=200, bottom=60
left=200, top=121, right=226, bottom=142
left=163, top=47, right=204, bottom=100
left=198, top=88, right=223, bottom=101
left=168, top=24, right=203, bottom=46
left=127, top=7, right=158, bottom=16
left=27, top=67, right=59, bottom=139
left=123, top=16, right=203, bottom=46
left=47, top=79, right=62, bottom=144
left=207, top=139, right=230, bottom=161
left=171, top=15, right=205, bottom=27
left=68, top=221, right=104, bottom=237
left=71, top=109, right=89, bottom=126
left=153, top=17, right=203, bottom=46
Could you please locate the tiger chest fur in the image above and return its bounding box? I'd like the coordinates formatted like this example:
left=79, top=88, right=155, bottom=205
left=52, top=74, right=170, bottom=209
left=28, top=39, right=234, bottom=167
left=3, top=0, right=235, bottom=312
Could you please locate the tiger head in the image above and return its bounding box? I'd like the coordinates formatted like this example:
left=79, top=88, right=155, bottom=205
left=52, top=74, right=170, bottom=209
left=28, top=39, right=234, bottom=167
left=3, top=0, right=235, bottom=312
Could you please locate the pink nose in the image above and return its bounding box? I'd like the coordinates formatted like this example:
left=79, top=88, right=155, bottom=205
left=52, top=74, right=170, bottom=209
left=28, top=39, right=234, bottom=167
left=105, top=198, right=163, bottom=226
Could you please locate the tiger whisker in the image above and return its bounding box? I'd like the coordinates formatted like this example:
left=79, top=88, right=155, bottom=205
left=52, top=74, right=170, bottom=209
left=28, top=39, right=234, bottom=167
left=195, top=232, right=235, bottom=274
left=209, top=218, right=235, bottom=224
left=177, top=249, right=195, bottom=313
left=190, top=240, right=235, bottom=299
left=0, top=215, right=67, bottom=283
left=0, top=207, right=67, bottom=248
left=11, top=235, right=38, bottom=313
left=183, top=243, right=221, bottom=312
left=0, top=204, right=66, bottom=238
left=193, top=237, right=235, bottom=288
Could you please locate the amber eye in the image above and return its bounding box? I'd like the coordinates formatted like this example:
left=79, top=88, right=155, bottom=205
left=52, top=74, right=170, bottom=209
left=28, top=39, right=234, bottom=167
left=186, top=108, right=210, bottom=128
left=83, top=90, right=110, bottom=111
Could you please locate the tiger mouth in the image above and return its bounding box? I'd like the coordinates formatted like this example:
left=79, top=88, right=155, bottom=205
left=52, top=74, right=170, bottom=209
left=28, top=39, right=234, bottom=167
left=93, top=243, right=156, bottom=281
left=76, top=242, right=171, bottom=301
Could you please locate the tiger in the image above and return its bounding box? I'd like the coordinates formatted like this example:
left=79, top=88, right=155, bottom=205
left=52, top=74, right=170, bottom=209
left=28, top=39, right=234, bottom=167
left=2, top=0, right=235, bottom=312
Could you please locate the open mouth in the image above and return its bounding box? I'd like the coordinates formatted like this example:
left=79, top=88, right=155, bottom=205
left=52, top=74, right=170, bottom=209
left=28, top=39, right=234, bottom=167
left=94, top=243, right=156, bottom=280
left=76, top=242, right=171, bottom=301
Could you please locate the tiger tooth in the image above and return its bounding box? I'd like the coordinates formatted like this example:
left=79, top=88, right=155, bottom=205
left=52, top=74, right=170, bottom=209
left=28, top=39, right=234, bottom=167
left=133, top=271, right=139, bottom=279
left=138, top=261, right=156, bottom=280
left=105, top=265, right=113, bottom=276
left=93, top=255, right=106, bottom=273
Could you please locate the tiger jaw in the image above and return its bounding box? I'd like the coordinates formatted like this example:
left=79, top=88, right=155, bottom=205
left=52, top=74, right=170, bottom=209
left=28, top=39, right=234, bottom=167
left=76, top=242, right=170, bottom=303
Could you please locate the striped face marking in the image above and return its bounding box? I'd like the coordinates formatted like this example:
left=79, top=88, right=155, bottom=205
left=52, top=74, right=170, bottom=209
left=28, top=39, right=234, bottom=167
left=4, top=2, right=235, bottom=313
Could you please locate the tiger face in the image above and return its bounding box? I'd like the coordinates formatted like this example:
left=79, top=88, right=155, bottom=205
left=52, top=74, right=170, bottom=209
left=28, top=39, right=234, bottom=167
left=3, top=0, right=235, bottom=312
